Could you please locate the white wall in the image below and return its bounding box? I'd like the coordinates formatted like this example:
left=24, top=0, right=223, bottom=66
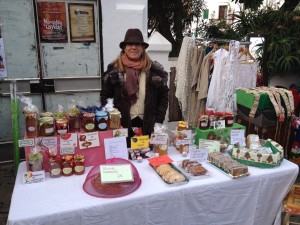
left=101, top=0, right=148, bottom=70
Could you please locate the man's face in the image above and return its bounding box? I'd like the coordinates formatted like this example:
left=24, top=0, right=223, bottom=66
left=124, top=43, right=144, bottom=61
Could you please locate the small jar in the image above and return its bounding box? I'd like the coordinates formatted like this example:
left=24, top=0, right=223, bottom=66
left=49, top=158, right=62, bottom=178
left=108, top=109, right=121, bottom=129
left=24, top=109, right=39, bottom=138
left=74, top=161, right=85, bottom=175
left=28, top=153, right=43, bottom=172
left=209, top=115, right=216, bottom=129
left=39, top=117, right=54, bottom=136
left=69, top=113, right=80, bottom=132
left=198, top=114, right=209, bottom=129
left=156, top=144, right=168, bottom=156
left=177, top=121, right=187, bottom=131
left=55, top=118, right=69, bottom=135
left=83, top=113, right=96, bottom=132
left=95, top=110, right=108, bottom=131
left=225, top=112, right=234, bottom=127
left=62, top=161, right=73, bottom=176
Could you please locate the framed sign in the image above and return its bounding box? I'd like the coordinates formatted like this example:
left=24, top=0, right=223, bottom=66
left=68, top=3, right=95, bottom=42
left=37, top=2, right=68, bottom=43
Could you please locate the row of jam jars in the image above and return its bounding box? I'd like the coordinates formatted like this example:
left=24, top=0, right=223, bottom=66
left=49, top=155, right=85, bottom=178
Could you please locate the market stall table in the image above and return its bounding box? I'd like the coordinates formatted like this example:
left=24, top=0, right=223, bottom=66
left=7, top=147, right=299, bottom=225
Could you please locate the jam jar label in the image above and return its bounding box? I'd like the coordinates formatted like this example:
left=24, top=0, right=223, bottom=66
left=57, top=129, right=67, bottom=134
left=63, top=167, right=72, bottom=175
left=98, top=123, right=107, bottom=130
left=28, top=126, right=36, bottom=131
left=74, top=166, right=84, bottom=173
left=51, top=168, right=61, bottom=176
left=45, top=127, right=54, bottom=134
left=85, top=123, right=95, bottom=130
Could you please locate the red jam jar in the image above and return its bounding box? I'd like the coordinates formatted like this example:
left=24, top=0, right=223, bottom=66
left=225, top=112, right=234, bottom=127
left=49, top=158, right=62, bottom=178
left=62, top=161, right=73, bottom=176
left=55, top=118, right=69, bottom=135
left=83, top=113, right=96, bottom=132
left=69, top=113, right=80, bottom=132
left=198, top=114, right=209, bottom=129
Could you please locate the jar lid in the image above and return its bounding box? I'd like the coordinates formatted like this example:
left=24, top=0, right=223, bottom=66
left=40, top=112, right=53, bottom=117
left=83, top=112, right=95, bottom=118
left=39, top=117, right=54, bottom=123
left=95, top=111, right=108, bottom=116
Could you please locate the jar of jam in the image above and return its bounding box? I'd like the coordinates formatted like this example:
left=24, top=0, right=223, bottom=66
left=153, top=144, right=168, bottom=156
left=69, top=113, right=80, bottom=132
left=62, top=161, right=73, bottom=176
left=24, top=108, right=39, bottom=138
left=55, top=118, right=69, bottom=135
left=198, top=114, right=209, bottom=129
left=95, top=111, right=108, bottom=131
left=108, top=109, right=121, bottom=129
left=49, top=158, right=62, bottom=178
left=39, top=117, right=54, bottom=136
left=83, top=113, right=95, bottom=132
left=209, top=115, right=216, bottom=129
left=225, top=112, right=234, bottom=127
left=73, top=154, right=85, bottom=175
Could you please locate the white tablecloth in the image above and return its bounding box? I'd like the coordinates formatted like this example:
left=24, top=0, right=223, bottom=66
left=7, top=147, right=299, bottom=225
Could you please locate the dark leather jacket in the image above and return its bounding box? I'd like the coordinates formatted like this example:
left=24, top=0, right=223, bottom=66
left=101, top=61, right=169, bottom=135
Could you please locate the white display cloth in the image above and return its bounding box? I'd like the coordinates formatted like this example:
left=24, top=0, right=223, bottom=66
left=8, top=147, right=298, bottom=225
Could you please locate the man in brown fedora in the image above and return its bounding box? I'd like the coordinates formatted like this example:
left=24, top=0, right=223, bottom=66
left=101, top=28, right=169, bottom=147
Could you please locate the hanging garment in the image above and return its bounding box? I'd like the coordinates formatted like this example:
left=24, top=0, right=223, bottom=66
left=188, top=47, right=205, bottom=127
left=206, top=48, right=229, bottom=111
left=175, top=36, right=195, bottom=120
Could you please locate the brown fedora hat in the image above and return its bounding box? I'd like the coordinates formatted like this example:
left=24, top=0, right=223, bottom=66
left=119, top=28, right=149, bottom=49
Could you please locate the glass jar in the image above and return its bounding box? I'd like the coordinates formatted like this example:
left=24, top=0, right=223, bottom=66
left=83, top=113, right=95, bottom=132
left=154, top=144, right=168, bottom=156
left=198, top=114, right=209, bottom=130
left=24, top=109, right=39, bottom=138
left=49, top=158, right=62, bottom=178
left=225, top=112, right=234, bottom=127
left=69, top=113, right=80, bottom=132
left=55, top=118, right=69, bottom=135
left=177, top=121, right=187, bottom=131
left=108, top=109, right=121, bottom=129
left=74, top=161, right=85, bottom=175
left=39, top=117, right=54, bottom=136
left=62, top=161, right=73, bottom=176
left=95, top=110, right=108, bottom=131
left=28, top=152, right=43, bottom=172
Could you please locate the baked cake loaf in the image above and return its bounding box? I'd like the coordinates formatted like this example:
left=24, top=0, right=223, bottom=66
left=208, top=152, right=248, bottom=177
left=91, top=174, right=131, bottom=194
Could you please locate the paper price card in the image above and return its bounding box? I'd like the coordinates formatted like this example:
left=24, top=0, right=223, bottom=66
left=131, top=135, right=149, bottom=149
left=78, top=132, right=100, bottom=149
left=149, top=133, right=168, bottom=145
left=23, top=171, right=45, bottom=184
left=35, top=137, right=57, bottom=152
left=100, top=164, right=133, bottom=183
left=18, top=139, right=35, bottom=147
left=113, top=128, right=128, bottom=138
left=189, top=145, right=209, bottom=162
left=104, top=137, right=128, bottom=160
left=147, top=155, right=173, bottom=167
left=198, top=139, right=220, bottom=153
left=230, top=129, right=246, bottom=146
left=60, top=133, right=77, bottom=155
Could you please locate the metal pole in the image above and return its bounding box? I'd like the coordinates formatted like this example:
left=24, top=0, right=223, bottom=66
left=10, top=80, right=20, bottom=174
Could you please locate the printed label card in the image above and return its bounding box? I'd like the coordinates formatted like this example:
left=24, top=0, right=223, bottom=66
left=78, top=132, right=100, bottom=149
left=104, top=136, right=128, bottom=160
left=23, top=171, right=45, bottom=184
left=35, top=137, right=57, bottom=152
left=189, top=145, right=209, bottom=162
left=100, top=164, right=133, bottom=183
left=60, top=133, right=78, bottom=155
left=198, top=139, right=220, bottom=153
left=231, top=129, right=246, bottom=146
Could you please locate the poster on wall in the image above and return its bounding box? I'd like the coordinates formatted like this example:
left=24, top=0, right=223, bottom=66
left=0, top=38, right=8, bottom=78
left=37, top=2, right=68, bottom=43
left=68, top=3, right=95, bottom=42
